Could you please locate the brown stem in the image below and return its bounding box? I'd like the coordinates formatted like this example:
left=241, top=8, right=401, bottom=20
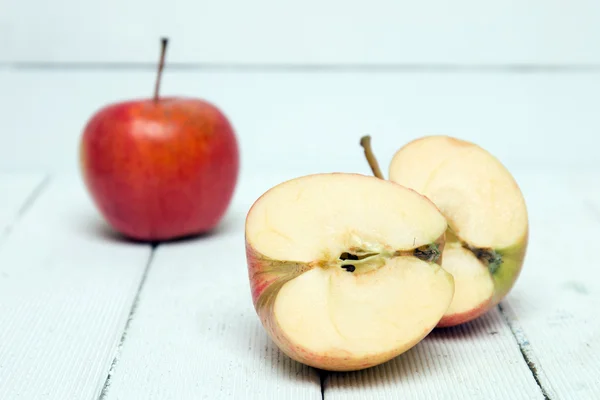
left=360, top=135, right=384, bottom=179
left=153, top=37, right=169, bottom=102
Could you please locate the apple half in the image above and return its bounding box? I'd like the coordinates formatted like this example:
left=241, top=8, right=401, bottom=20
left=245, top=173, right=454, bottom=371
left=388, top=136, right=528, bottom=327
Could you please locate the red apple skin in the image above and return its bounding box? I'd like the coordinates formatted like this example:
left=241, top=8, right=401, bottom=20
left=80, top=97, right=239, bottom=242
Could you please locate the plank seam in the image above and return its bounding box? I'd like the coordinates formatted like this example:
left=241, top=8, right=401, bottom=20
left=318, top=369, right=327, bottom=400
left=98, top=243, right=158, bottom=400
left=0, top=175, right=51, bottom=244
left=497, top=303, right=552, bottom=400
left=5, top=62, right=600, bottom=73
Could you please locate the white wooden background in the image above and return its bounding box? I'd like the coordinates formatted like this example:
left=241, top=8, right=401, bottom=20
left=1, top=2, right=600, bottom=399
left=2, top=0, right=600, bottom=65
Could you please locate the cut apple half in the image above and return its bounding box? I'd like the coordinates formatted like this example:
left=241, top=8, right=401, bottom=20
left=246, top=173, right=454, bottom=371
left=388, top=135, right=529, bottom=327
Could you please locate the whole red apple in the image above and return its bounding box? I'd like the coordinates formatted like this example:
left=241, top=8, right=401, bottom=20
left=80, top=38, right=239, bottom=242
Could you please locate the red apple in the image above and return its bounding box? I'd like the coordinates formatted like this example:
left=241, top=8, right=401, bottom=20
left=80, top=38, right=239, bottom=242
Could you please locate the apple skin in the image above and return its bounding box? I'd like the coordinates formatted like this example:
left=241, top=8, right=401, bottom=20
left=80, top=97, right=239, bottom=242
left=437, top=301, right=491, bottom=328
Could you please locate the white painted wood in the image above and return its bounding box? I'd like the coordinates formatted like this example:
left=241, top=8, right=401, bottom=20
left=325, top=308, right=544, bottom=399
left=495, top=172, right=600, bottom=399
left=101, top=201, right=322, bottom=400
left=0, top=171, right=597, bottom=397
left=1, top=70, right=600, bottom=176
left=0, top=173, right=46, bottom=241
left=3, top=0, right=600, bottom=64
left=0, top=175, right=152, bottom=400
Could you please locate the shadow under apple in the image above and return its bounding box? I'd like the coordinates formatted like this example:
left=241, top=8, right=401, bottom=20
left=72, top=207, right=245, bottom=246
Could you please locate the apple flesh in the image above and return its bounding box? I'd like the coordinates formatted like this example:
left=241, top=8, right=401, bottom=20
left=388, top=136, right=528, bottom=327
left=80, top=97, right=239, bottom=241
left=245, top=173, right=454, bottom=371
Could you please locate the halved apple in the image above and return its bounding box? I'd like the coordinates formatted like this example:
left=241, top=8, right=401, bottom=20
left=245, top=173, right=454, bottom=371
left=388, top=136, right=529, bottom=327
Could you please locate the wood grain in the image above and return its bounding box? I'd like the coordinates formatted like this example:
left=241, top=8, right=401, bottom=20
left=101, top=203, right=322, bottom=400
left=0, top=170, right=598, bottom=398
left=325, top=308, right=544, bottom=399
left=0, top=176, right=152, bottom=400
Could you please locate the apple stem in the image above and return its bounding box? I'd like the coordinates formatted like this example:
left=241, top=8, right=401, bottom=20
left=360, top=135, right=384, bottom=179
left=153, top=37, right=169, bottom=102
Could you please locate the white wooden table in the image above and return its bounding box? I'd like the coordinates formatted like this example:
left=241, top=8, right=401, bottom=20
left=1, top=67, right=599, bottom=400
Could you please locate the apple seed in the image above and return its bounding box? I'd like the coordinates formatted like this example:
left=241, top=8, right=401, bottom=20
left=411, top=243, right=442, bottom=263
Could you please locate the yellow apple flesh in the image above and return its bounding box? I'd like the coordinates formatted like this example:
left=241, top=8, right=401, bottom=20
left=245, top=173, right=454, bottom=371
left=389, top=136, right=528, bottom=327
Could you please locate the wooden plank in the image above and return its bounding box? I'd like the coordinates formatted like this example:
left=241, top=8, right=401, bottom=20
left=0, top=173, right=46, bottom=241
left=101, top=198, right=322, bottom=400
left=0, top=176, right=152, bottom=399
left=2, top=0, right=600, bottom=64
left=2, top=70, right=600, bottom=175
left=496, top=172, right=600, bottom=399
left=325, top=308, right=544, bottom=399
